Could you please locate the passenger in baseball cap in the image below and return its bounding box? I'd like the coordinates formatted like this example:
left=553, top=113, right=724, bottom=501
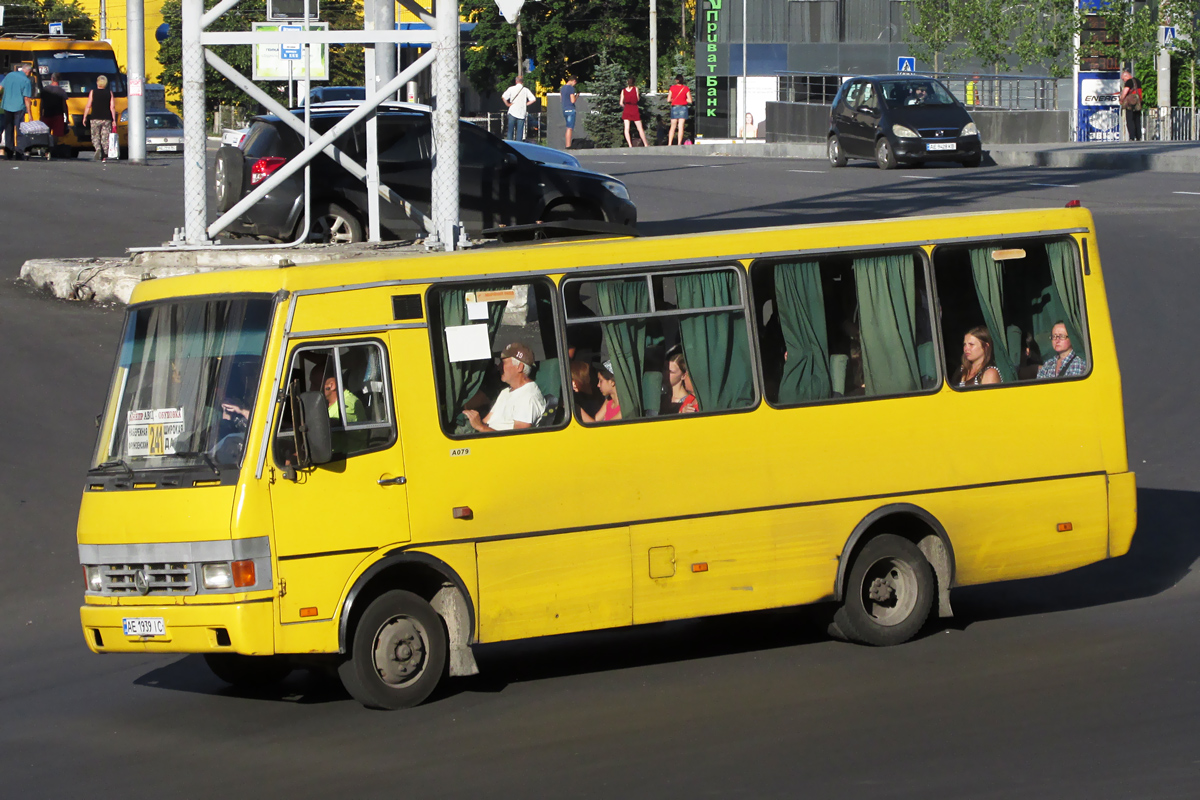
left=463, top=341, right=546, bottom=432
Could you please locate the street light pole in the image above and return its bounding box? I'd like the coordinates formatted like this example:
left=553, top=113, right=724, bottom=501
left=650, top=0, right=657, bottom=94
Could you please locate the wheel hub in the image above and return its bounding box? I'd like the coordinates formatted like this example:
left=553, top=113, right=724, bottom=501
left=373, top=616, right=427, bottom=686
left=860, top=557, right=918, bottom=627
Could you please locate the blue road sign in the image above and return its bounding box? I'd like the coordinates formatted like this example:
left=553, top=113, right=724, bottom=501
left=48, top=22, right=64, bottom=35
left=281, top=24, right=302, bottom=60
left=897, top=56, right=916, bottom=73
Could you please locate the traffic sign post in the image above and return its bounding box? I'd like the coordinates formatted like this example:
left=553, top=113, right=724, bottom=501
left=897, top=56, right=916, bottom=73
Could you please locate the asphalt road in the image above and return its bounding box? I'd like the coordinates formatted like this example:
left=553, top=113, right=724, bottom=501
left=3, top=154, right=1200, bottom=798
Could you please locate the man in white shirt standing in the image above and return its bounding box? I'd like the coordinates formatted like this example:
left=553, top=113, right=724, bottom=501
left=464, top=342, right=546, bottom=432
left=501, top=75, right=536, bottom=142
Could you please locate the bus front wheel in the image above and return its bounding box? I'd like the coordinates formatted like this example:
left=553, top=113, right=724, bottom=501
left=833, top=534, right=934, bottom=646
left=338, top=589, right=447, bottom=710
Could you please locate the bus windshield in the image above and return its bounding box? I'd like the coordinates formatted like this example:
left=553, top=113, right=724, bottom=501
left=35, top=52, right=126, bottom=96
left=92, top=297, right=273, bottom=473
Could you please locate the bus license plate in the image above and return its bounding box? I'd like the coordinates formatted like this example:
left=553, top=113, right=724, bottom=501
left=123, top=617, right=166, bottom=637
left=927, top=142, right=955, bottom=151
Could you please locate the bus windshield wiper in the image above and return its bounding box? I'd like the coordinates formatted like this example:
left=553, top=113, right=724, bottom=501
left=174, top=451, right=223, bottom=476
left=90, top=459, right=134, bottom=478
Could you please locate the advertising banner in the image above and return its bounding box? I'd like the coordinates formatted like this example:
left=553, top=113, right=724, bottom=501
left=1076, top=71, right=1121, bottom=142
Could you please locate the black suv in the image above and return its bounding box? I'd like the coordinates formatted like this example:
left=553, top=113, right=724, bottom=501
left=828, top=76, right=982, bottom=169
left=214, top=103, right=637, bottom=242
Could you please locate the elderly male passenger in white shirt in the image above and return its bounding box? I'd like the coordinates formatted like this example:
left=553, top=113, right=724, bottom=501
left=464, top=342, right=546, bottom=432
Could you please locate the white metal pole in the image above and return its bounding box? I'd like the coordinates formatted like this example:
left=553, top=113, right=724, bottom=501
left=181, top=0, right=207, bottom=243
left=376, top=0, right=397, bottom=100
left=650, top=0, right=657, bottom=95
left=100, top=0, right=107, bottom=39
left=365, top=0, right=381, bottom=241
left=740, top=0, right=747, bottom=143
left=429, top=0, right=461, bottom=250
left=126, top=0, right=146, bottom=163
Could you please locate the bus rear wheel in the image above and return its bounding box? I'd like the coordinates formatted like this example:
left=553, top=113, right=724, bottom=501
left=338, top=590, right=447, bottom=710
left=833, top=534, right=934, bottom=646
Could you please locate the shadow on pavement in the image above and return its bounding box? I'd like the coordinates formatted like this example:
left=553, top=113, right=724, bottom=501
left=131, top=488, right=1197, bottom=704
left=951, top=487, right=1200, bottom=623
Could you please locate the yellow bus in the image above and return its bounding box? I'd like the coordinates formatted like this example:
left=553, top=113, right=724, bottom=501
left=78, top=206, right=1136, bottom=709
left=0, top=34, right=128, bottom=155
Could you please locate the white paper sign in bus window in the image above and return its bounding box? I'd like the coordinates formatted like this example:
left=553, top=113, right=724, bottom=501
left=126, top=408, right=185, bottom=456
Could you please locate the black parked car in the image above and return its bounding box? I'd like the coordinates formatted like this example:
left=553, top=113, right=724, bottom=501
left=213, top=103, right=636, bottom=243
left=828, top=76, right=982, bottom=169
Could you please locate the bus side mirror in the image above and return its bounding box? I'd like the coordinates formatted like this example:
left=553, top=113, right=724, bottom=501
left=292, top=389, right=333, bottom=467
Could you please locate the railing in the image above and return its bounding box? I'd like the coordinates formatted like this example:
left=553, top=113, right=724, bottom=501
left=463, top=112, right=547, bottom=144
left=777, top=71, right=1069, bottom=111
left=1141, top=107, right=1199, bottom=141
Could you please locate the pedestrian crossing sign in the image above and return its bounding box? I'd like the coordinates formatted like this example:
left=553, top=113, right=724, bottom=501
left=898, top=57, right=916, bottom=73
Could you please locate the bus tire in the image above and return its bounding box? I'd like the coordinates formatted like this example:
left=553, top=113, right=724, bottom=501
left=204, top=653, right=292, bottom=688
left=834, top=534, right=934, bottom=647
left=338, top=589, right=447, bottom=710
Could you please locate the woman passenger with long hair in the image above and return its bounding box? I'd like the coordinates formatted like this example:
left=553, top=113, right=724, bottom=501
left=955, top=326, right=1002, bottom=386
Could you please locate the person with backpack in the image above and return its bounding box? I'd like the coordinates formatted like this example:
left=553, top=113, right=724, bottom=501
left=1119, top=68, right=1142, bottom=142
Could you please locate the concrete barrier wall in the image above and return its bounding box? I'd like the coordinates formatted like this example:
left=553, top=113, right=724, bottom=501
left=764, top=101, right=1071, bottom=145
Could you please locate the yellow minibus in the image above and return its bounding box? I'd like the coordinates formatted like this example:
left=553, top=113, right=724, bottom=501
left=0, top=34, right=128, bottom=155
left=78, top=206, right=1136, bottom=709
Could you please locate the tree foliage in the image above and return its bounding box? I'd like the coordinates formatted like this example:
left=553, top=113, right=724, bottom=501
left=583, top=50, right=627, bottom=148
left=157, top=0, right=364, bottom=116
left=2, top=0, right=95, bottom=40
left=1013, top=0, right=1081, bottom=79
left=461, top=0, right=685, bottom=96
left=903, top=0, right=958, bottom=72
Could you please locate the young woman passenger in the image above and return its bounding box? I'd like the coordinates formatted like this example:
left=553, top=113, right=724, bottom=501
left=570, top=359, right=605, bottom=420
left=665, top=350, right=699, bottom=414
left=582, top=364, right=622, bottom=422
left=956, top=326, right=1002, bottom=386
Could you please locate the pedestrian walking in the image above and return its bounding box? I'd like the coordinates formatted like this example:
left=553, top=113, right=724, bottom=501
left=1119, top=68, right=1142, bottom=142
left=621, top=77, right=648, bottom=148
left=0, top=63, right=33, bottom=160
left=83, top=75, right=116, bottom=162
left=667, top=74, right=690, bottom=146
left=561, top=76, right=578, bottom=149
left=502, top=74, right=536, bottom=141
left=40, top=73, right=68, bottom=147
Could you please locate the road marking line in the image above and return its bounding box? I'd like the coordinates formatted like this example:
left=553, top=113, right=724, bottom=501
left=1030, top=182, right=1079, bottom=188
left=901, top=175, right=939, bottom=180
left=1173, top=191, right=1200, bottom=195
left=788, top=169, right=825, bottom=173
left=591, top=161, right=626, bottom=164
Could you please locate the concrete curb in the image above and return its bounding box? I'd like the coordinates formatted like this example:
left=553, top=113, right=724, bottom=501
left=580, top=140, right=1200, bottom=172
left=18, top=240, right=432, bottom=305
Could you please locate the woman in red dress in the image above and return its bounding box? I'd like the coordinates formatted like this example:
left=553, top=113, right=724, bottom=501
left=621, top=77, right=649, bottom=147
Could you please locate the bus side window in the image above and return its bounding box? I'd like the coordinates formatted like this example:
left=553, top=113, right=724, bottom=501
left=427, top=279, right=567, bottom=437
left=750, top=249, right=937, bottom=404
left=932, top=238, right=1089, bottom=387
left=562, top=266, right=756, bottom=421
left=273, top=341, right=396, bottom=465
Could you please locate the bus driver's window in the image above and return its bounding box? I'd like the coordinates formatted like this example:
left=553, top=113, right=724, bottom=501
left=273, top=342, right=395, bottom=465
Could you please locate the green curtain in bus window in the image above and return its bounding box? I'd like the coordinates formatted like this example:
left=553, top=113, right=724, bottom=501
left=968, top=247, right=1018, bottom=382
left=596, top=278, right=649, bottom=418
left=1046, top=240, right=1084, bottom=350
left=676, top=271, right=754, bottom=411
left=439, top=289, right=504, bottom=432
left=773, top=261, right=831, bottom=404
left=853, top=254, right=920, bottom=396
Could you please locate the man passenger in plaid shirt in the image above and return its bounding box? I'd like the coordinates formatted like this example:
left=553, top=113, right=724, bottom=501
left=1038, top=321, right=1087, bottom=379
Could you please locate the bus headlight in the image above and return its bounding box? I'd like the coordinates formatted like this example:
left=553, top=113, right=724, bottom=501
left=202, top=560, right=256, bottom=589
left=84, top=566, right=103, bottom=592
left=202, top=563, right=233, bottom=589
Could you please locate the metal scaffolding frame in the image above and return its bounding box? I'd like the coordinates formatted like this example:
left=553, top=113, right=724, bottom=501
left=178, top=0, right=463, bottom=250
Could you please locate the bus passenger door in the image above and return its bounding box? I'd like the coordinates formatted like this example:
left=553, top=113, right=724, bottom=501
left=268, top=338, right=409, bottom=625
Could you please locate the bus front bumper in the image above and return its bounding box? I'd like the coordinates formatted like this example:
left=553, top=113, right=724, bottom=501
left=79, top=599, right=275, bottom=655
